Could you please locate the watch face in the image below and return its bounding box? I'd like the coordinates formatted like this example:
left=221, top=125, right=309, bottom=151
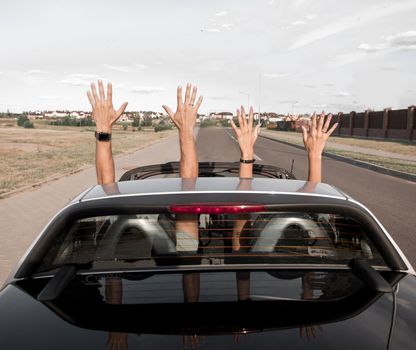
left=96, top=132, right=111, bottom=141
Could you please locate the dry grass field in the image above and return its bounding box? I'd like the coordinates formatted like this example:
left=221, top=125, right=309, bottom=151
left=261, top=129, right=416, bottom=174
left=0, top=119, right=175, bottom=195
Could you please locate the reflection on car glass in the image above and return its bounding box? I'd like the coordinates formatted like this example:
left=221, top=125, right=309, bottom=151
left=35, top=211, right=386, bottom=276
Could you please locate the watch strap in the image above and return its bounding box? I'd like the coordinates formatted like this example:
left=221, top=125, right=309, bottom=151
left=240, top=158, right=255, bottom=164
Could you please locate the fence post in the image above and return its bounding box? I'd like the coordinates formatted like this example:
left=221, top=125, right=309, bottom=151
left=336, top=112, right=342, bottom=135
left=364, top=110, right=370, bottom=137
left=382, top=108, right=390, bottom=139
left=407, top=106, right=415, bottom=140
left=349, top=111, right=355, bottom=136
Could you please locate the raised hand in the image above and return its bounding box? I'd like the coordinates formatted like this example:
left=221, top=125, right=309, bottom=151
left=301, top=112, right=338, bottom=183
left=301, top=112, right=338, bottom=157
left=87, top=80, right=128, bottom=133
left=230, top=106, right=260, bottom=160
left=162, top=83, right=203, bottom=134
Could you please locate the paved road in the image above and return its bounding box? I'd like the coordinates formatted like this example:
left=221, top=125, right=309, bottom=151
left=197, top=128, right=416, bottom=267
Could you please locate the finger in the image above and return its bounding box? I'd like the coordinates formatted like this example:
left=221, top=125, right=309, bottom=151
left=115, top=102, right=128, bottom=118
left=107, top=82, right=113, bottom=102
left=311, top=112, right=317, bottom=133
left=317, top=111, right=325, bottom=132
left=162, top=105, right=179, bottom=127
left=87, top=91, right=95, bottom=108
left=237, top=109, right=243, bottom=128
left=184, top=83, right=191, bottom=105
left=254, top=123, right=260, bottom=139
left=91, top=83, right=99, bottom=102
left=162, top=105, right=175, bottom=118
left=326, top=122, right=339, bottom=137
left=230, top=119, right=239, bottom=134
left=195, top=95, right=203, bottom=111
left=323, top=113, right=332, bottom=131
left=177, top=85, right=183, bottom=108
left=241, top=106, right=247, bottom=126
left=301, top=125, right=308, bottom=144
left=249, top=106, right=254, bottom=129
left=98, top=80, right=105, bottom=101
left=190, top=85, right=197, bottom=106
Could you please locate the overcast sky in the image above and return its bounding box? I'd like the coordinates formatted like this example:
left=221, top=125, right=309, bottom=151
left=0, top=0, right=415, bottom=114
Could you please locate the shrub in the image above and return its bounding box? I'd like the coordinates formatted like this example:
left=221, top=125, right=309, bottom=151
left=199, top=119, right=218, bottom=128
left=17, top=115, right=29, bottom=126
left=154, top=124, right=173, bottom=132
left=23, top=120, right=34, bottom=128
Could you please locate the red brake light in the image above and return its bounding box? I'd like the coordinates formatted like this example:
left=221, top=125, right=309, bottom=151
left=169, top=203, right=266, bottom=214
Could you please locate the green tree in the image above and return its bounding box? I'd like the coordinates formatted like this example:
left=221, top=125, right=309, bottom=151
left=17, top=115, right=29, bottom=126
left=23, top=120, right=34, bottom=128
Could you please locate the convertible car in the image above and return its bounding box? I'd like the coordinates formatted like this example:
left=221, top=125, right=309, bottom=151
left=0, top=162, right=415, bottom=349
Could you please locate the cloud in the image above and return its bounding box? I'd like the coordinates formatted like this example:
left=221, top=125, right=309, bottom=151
left=331, top=91, right=351, bottom=97
left=303, top=84, right=315, bottom=88
left=39, top=95, right=58, bottom=99
left=357, top=30, right=416, bottom=55
left=312, top=103, right=327, bottom=108
left=131, top=86, right=165, bottom=94
left=100, top=64, right=134, bottom=73
left=221, top=23, right=233, bottom=30
left=278, top=99, right=299, bottom=104
left=215, top=11, right=228, bottom=17
left=357, top=43, right=387, bottom=52
left=135, top=63, right=148, bottom=69
left=269, top=0, right=275, bottom=5
left=27, top=69, right=48, bottom=74
left=291, top=20, right=306, bottom=26
left=306, top=14, right=318, bottom=20
left=324, top=83, right=334, bottom=87
left=380, top=66, right=399, bottom=71
left=205, top=28, right=221, bottom=33
left=289, top=2, right=416, bottom=50
left=263, top=73, right=290, bottom=78
left=207, top=96, right=234, bottom=101
left=61, top=74, right=99, bottom=86
left=385, top=30, right=416, bottom=50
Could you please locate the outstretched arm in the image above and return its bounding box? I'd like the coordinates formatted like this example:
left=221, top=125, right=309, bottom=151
left=301, top=112, right=338, bottom=183
left=87, top=80, right=128, bottom=185
left=230, top=106, right=260, bottom=179
left=162, top=83, right=203, bottom=178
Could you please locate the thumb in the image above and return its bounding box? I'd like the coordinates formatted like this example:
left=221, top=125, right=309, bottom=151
left=301, top=125, right=308, bottom=144
left=116, top=102, right=128, bottom=118
left=254, top=123, right=260, bottom=138
left=162, top=105, right=175, bottom=119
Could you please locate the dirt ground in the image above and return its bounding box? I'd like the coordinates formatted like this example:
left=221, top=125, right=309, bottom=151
left=0, top=120, right=175, bottom=195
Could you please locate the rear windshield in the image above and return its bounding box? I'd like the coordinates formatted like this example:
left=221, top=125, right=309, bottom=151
left=36, top=211, right=387, bottom=274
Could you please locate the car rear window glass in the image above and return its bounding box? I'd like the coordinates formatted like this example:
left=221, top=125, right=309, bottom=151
left=35, top=211, right=387, bottom=274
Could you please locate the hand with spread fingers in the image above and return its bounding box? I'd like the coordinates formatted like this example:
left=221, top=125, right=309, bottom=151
left=231, top=106, right=260, bottom=161
left=162, top=83, right=203, bottom=135
left=301, top=112, right=338, bottom=157
left=87, top=80, right=128, bottom=185
left=87, top=80, right=128, bottom=133
left=301, top=112, right=338, bottom=183
left=162, top=83, right=202, bottom=179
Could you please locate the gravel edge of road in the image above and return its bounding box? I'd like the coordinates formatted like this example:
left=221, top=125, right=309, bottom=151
left=259, top=134, right=416, bottom=183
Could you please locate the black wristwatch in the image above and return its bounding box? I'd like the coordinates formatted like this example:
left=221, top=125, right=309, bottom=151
left=95, top=131, right=112, bottom=142
left=240, top=158, right=255, bottom=164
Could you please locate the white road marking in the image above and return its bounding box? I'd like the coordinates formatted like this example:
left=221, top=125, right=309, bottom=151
left=225, top=129, right=263, bottom=161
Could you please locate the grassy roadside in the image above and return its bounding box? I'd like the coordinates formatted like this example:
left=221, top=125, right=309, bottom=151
left=0, top=121, right=175, bottom=195
left=260, top=129, right=416, bottom=175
